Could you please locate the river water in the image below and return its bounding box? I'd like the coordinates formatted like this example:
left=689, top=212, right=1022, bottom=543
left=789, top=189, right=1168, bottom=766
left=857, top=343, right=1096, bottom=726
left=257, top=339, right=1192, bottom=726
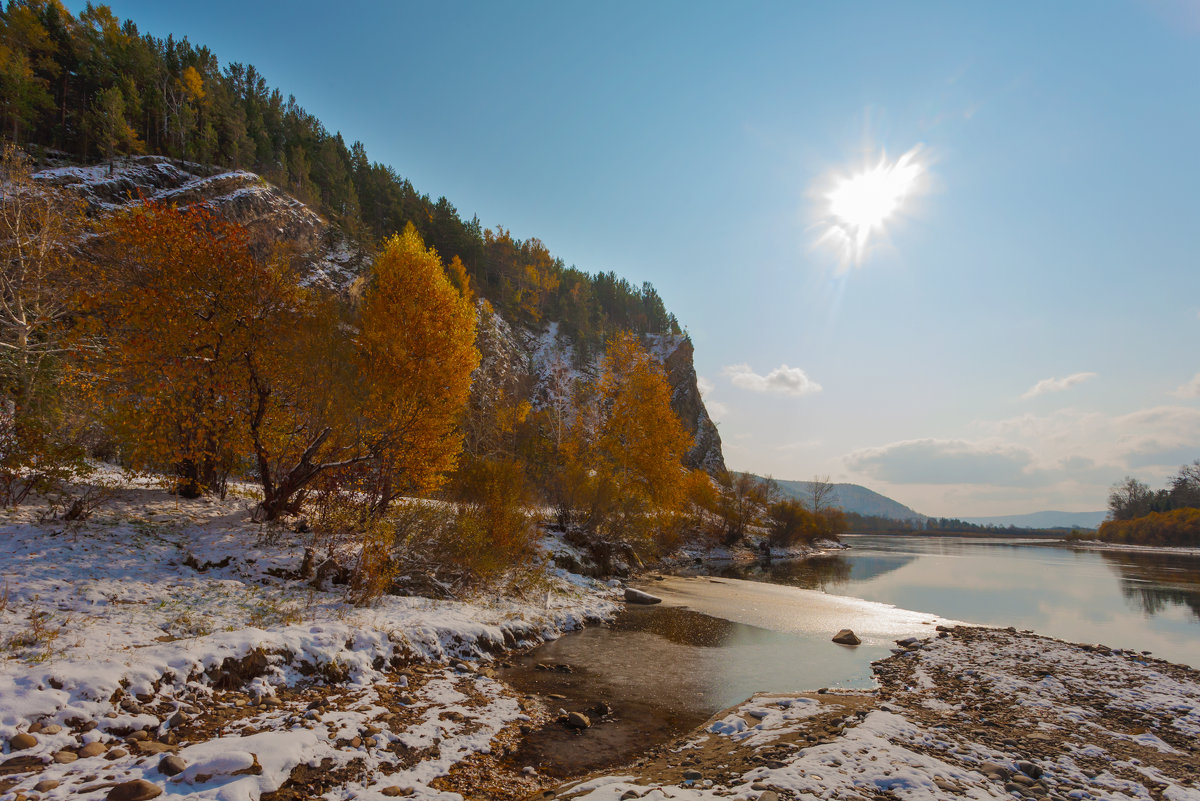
left=499, top=536, right=1200, bottom=776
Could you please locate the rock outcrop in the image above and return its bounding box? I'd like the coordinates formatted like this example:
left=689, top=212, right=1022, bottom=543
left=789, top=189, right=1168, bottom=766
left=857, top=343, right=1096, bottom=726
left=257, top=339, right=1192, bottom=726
left=34, top=155, right=364, bottom=292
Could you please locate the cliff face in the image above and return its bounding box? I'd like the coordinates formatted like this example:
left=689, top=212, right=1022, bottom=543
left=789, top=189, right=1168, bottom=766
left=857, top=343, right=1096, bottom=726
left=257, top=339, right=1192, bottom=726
left=662, top=337, right=726, bottom=474
left=36, top=156, right=727, bottom=475
left=471, top=307, right=726, bottom=475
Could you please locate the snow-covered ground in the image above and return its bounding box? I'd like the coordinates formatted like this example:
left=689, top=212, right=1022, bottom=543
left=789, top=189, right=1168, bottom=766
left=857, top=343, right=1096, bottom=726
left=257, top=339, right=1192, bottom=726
left=0, top=476, right=620, bottom=800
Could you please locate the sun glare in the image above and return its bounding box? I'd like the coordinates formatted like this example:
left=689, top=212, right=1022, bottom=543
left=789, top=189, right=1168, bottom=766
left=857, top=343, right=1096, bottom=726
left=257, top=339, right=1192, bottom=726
left=820, top=146, right=924, bottom=266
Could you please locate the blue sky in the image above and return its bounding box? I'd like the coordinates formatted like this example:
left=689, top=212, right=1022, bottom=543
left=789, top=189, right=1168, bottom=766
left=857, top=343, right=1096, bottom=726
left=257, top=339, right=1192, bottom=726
left=86, top=1, right=1200, bottom=516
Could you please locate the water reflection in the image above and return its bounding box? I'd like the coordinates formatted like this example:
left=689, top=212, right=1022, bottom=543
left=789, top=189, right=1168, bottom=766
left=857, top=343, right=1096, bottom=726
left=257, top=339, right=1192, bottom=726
left=1101, top=550, right=1200, bottom=620
left=607, top=604, right=739, bottom=646
left=682, top=551, right=912, bottom=592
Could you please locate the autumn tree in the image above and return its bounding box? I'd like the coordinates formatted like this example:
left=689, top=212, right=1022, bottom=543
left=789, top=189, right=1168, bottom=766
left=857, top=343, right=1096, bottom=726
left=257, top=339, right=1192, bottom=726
left=352, top=223, right=479, bottom=516
left=715, top=472, right=777, bottom=546
left=1108, top=476, right=1154, bottom=522
left=81, top=202, right=298, bottom=497
left=88, top=84, right=141, bottom=169
left=551, top=331, right=691, bottom=546
left=767, top=498, right=817, bottom=547
left=0, top=144, right=89, bottom=504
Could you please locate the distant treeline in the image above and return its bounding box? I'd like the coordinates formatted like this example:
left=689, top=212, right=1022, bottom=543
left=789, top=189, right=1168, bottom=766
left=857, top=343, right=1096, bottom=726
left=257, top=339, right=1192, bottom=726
left=844, top=512, right=1077, bottom=537
left=0, top=0, right=678, bottom=351
left=1097, top=462, right=1200, bottom=547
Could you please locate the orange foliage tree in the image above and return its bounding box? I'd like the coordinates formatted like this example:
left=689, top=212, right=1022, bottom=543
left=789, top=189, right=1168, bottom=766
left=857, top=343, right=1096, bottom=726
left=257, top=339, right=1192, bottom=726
left=79, top=202, right=300, bottom=497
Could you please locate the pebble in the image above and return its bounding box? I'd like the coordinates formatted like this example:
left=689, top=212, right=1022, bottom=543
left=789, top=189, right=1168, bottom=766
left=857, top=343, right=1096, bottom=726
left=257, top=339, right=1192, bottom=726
left=380, top=788, right=414, bottom=798
left=106, top=779, right=163, bottom=801
left=620, top=792, right=639, bottom=800
left=9, top=732, right=37, bottom=750
left=79, top=742, right=107, bottom=758
left=566, top=712, right=591, bottom=729
left=53, top=750, right=78, bottom=763
left=126, top=730, right=150, bottom=742
left=1016, top=761, right=1043, bottom=779
left=34, top=780, right=60, bottom=792
left=682, top=770, right=703, bottom=780
left=758, top=793, right=780, bottom=801
left=168, top=711, right=188, bottom=729
left=106, top=748, right=128, bottom=759
left=40, top=724, right=62, bottom=735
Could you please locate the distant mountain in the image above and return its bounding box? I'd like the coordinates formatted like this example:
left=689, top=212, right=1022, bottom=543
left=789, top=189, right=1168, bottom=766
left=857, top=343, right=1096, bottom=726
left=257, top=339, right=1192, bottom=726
left=746, top=475, right=926, bottom=522
left=960, top=511, right=1106, bottom=530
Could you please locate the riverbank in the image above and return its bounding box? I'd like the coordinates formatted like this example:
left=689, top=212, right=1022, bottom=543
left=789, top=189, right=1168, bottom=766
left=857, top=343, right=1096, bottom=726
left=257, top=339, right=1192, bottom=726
left=0, top=482, right=620, bottom=801
left=1058, top=540, right=1200, bottom=557
left=556, top=625, right=1200, bottom=801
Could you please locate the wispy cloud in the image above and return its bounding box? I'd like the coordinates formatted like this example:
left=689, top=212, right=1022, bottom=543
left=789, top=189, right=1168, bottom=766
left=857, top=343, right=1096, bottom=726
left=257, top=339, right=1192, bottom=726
left=1172, top=373, right=1200, bottom=399
left=723, top=363, right=822, bottom=397
left=1021, top=372, right=1096, bottom=400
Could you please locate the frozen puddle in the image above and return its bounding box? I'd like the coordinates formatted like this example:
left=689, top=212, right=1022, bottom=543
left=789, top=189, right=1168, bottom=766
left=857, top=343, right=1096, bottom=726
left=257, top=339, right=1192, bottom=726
left=638, top=574, right=951, bottom=642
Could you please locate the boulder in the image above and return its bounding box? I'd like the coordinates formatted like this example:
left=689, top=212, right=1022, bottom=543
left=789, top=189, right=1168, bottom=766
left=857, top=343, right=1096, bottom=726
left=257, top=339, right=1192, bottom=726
left=158, top=754, right=187, bottom=777
left=624, top=588, right=662, bottom=605
left=832, top=629, right=861, bottom=646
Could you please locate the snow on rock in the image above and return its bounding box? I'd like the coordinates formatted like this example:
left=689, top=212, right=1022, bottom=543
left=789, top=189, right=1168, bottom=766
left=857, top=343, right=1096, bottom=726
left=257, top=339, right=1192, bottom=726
left=33, top=155, right=363, bottom=292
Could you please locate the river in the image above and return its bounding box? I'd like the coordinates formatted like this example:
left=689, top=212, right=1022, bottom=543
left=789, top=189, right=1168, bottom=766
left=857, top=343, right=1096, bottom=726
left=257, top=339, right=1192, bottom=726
left=499, top=536, right=1200, bottom=777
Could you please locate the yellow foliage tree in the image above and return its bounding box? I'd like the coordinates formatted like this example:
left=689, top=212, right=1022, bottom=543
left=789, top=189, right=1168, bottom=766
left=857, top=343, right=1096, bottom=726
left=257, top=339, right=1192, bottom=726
left=354, top=223, right=479, bottom=514
left=596, top=331, right=691, bottom=512
left=553, top=331, right=692, bottom=546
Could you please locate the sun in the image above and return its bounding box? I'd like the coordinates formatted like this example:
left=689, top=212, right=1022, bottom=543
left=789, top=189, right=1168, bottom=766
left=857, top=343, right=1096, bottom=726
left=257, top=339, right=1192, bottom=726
left=820, top=146, right=924, bottom=265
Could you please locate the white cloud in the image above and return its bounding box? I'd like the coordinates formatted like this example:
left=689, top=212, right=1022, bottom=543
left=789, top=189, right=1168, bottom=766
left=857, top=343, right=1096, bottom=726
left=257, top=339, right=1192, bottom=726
left=845, top=438, right=1036, bottom=486
left=1172, top=373, right=1200, bottom=399
left=696, top=376, right=728, bottom=423
left=1021, top=372, right=1097, bottom=400
left=722, top=363, right=822, bottom=397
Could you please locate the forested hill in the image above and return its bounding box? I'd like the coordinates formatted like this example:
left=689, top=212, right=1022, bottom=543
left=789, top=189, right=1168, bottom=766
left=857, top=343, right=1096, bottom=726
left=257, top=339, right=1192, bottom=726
left=0, top=1, right=676, bottom=356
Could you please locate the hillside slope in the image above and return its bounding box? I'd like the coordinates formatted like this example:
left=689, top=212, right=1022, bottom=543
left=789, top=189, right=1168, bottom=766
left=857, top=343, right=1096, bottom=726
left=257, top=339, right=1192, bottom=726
left=760, top=476, right=926, bottom=521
